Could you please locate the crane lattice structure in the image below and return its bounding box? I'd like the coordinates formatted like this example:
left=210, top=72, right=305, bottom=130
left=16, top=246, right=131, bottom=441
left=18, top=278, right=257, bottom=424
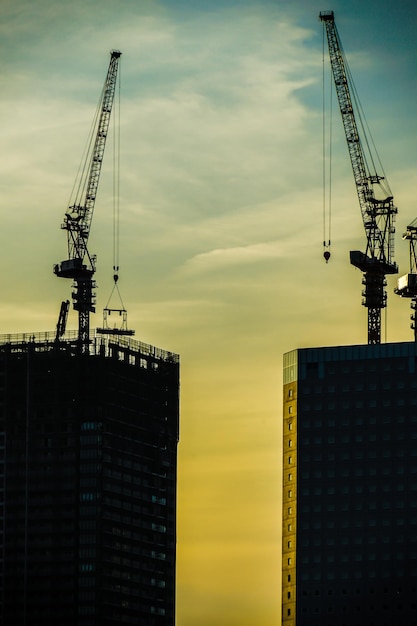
left=54, top=50, right=121, bottom=352
left=395, top=222, right=417, bottom=340
left=320, top=11, right=398, bottom=344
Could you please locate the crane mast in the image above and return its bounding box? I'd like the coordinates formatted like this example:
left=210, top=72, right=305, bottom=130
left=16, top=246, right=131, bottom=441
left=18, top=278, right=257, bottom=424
left=54, top=50, right=121, bottom=352
left=320, top=11, right=398, bottom=344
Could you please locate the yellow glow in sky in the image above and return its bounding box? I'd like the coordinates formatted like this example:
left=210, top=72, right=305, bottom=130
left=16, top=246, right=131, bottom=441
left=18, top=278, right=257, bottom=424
left=1, top=0, right=417, bottom=624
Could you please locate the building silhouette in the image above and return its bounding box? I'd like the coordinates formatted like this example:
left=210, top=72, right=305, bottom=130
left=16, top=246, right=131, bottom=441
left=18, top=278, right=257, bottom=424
left=0, top=330, right=179, bottom=625
left=282, top=342, right=417, bottom=626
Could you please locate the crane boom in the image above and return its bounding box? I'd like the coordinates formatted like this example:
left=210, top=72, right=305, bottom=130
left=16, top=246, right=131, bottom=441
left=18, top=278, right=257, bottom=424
left=54, top=50, right=121, bottom=351
left=320, top=11, right=398, bottom=344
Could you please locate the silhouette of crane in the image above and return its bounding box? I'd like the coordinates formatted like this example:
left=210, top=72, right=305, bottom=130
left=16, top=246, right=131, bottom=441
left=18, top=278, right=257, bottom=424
left=395, top=221, right=417, bottom=340
left=320, top=11, right=398, bottom=344
left=54, top=50, right=121, bottom=352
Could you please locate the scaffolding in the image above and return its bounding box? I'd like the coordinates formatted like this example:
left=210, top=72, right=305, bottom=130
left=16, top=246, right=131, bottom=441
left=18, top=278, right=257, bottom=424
left=0, top=329, right=179, bottom=366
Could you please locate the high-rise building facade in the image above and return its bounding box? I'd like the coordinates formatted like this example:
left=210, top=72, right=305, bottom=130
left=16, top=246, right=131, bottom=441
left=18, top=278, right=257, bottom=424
left=0, top=330, right=179, bottom=625
left=282, top=342, right=417, bottom=626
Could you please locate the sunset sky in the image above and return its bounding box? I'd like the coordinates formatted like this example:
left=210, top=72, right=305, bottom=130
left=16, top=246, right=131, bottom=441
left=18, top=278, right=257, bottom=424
left=1, top=0, right=417, bottom=624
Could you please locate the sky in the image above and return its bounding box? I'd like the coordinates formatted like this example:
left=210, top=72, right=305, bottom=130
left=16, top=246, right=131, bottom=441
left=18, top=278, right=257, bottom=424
left=1, top=0, right=417, bottom=623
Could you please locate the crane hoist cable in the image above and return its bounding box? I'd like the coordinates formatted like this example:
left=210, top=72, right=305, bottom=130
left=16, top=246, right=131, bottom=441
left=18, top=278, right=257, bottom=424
left=113, top=62, right=121, bottom=281
left=97, top=63, right=135, bottom=338
left=322, top=24, right=332, bottom=263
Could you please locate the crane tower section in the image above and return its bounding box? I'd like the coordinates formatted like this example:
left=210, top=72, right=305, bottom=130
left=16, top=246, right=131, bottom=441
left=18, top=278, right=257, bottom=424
left=394, top=222, right=417, bottom=340
left=54, top=50, right=121, bottom=351
left=320, top=11, right=398, bottom=344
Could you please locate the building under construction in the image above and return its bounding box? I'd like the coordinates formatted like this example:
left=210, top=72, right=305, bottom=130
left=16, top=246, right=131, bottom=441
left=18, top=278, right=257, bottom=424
left=0, top=42, right=181, bottom=625
left=0, top=330, right=179, bottom=625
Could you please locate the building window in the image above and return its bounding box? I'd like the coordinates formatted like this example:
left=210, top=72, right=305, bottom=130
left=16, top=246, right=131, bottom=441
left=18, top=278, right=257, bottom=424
left=80, top=492, right=96, bottom=502
left=81, top=421, right=101, bottom=431
left=80, top=563, right=95, bottom=572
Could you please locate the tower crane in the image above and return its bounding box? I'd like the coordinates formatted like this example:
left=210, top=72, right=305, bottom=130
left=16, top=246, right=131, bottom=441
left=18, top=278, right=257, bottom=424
left=54, top=50, right=122, bottom=352
left=320, top=11, right=398, bottom=344
left=394, top=222, right=417, bottom=340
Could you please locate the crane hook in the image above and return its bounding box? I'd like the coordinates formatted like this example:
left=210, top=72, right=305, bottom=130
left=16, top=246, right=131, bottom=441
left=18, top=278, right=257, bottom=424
left=323, top=240, right=331, bottom=263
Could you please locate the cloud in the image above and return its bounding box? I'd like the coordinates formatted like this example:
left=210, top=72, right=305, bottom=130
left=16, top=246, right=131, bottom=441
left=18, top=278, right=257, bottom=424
left=2, top=4, right=416, bottom=625
left=181, top=240, right=288, bottom=274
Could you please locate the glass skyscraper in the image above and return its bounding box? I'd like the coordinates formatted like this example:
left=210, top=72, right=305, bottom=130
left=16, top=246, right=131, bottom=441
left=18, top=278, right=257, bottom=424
left=282, top=342, right=417, bottom=625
